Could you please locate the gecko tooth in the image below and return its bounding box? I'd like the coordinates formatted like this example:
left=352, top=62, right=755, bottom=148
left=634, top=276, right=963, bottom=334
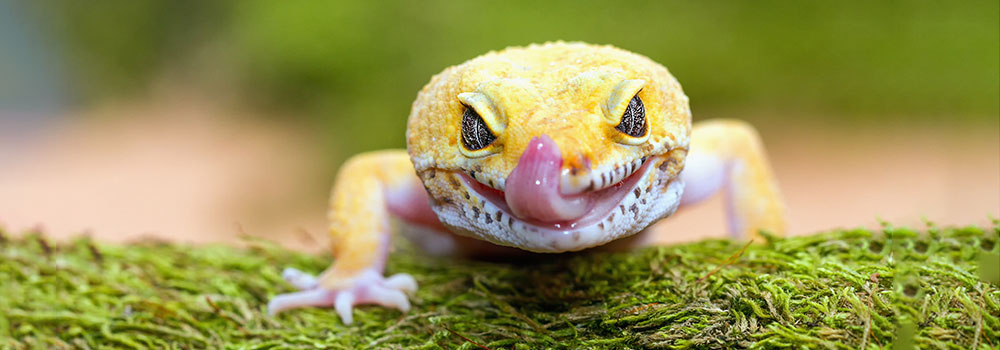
left=559, top=156, right=647, bottom=195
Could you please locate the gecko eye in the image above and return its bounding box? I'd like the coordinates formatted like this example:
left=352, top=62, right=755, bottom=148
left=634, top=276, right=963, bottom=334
left=615, top=94, right=646, bottom=137
left=460, top=106, right=497, bottom=151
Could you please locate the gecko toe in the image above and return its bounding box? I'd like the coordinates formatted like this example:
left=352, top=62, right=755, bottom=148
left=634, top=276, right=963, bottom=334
left=267, top=288, right=336, bottom=316
left=384, top=273, right=418, bottom=293
left=358, top=286, right=411, bottom=312
left=334, top=291, right=356, bottom=325
left=281, top=267, right=319, bottom=290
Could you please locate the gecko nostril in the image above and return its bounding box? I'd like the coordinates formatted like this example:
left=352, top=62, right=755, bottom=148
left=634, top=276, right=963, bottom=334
left=563, top=154, right=591, bottom=174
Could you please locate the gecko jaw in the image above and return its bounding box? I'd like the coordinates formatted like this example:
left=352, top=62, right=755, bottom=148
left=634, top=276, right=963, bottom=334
left=437, top=154, right=683, bottom=253
left=460, top=158, right=652, bottom=231
left=459, top=153, right=648, bottom=195
left=559, top=156, right=648, bottom=195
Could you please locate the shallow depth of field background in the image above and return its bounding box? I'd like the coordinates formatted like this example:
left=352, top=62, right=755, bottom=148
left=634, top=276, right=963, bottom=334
left=1, top=1, right=997, bottom=249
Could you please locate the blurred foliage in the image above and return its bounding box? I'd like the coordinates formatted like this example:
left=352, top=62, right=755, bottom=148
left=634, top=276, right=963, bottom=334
left=26, top=1, right=228, bottom=100
left=25, top=0, right=1000, bottom=157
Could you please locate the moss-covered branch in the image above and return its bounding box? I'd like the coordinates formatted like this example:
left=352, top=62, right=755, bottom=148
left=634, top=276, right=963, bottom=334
left=2, top=223, right=998, bottom=349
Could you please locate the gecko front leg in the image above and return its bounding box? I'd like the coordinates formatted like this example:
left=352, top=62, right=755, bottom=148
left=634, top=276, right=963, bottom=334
left=680, top=119, right=788, bottom=239
left=267, top=150, right=422, bottom=324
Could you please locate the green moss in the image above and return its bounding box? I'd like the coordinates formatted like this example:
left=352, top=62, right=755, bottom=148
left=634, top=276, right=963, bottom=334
left=1, top=223, right=998, bottom=349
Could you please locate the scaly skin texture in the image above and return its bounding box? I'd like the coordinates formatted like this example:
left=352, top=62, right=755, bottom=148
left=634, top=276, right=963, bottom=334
left=407, top=43, right=689, bottom=184
left=268, top=42, right=788, bottom=324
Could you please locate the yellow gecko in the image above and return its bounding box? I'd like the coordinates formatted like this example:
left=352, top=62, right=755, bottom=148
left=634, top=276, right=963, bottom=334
left=268, top=42, right=786, bottom=324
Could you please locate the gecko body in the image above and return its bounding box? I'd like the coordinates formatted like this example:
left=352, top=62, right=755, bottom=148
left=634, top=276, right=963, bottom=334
left=268, top=42, right=787, bottom=324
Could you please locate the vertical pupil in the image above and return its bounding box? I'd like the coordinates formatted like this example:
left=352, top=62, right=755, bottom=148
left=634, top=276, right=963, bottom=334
left=462, top=107, right=496, bottom=150
left=615, top=95, right=646, bottom=137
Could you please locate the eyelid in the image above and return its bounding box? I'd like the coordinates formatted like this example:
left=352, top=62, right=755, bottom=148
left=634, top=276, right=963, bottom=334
left=458, top=92, right=506, bottom=135
left=602, top=79, right=646, bottom=125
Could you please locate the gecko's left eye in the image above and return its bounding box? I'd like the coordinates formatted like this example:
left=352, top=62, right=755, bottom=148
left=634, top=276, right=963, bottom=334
left=460, top=106, right=497, bottom=151
left=615, top=94, right=646, bottom=138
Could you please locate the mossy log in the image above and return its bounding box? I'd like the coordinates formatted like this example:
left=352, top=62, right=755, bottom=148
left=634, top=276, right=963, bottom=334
left=2, top=223, right=998, bottom=349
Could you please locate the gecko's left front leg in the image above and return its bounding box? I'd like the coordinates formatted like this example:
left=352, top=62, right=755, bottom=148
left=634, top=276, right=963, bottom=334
left=679, top=119, right=787, bottom=240
left=267, top=150, right=425, bottom=324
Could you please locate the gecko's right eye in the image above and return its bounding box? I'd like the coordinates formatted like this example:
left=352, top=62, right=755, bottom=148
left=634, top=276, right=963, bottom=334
left=615, top=94, right=646, bottom=138
left=460, top=107, right=497, bottom=151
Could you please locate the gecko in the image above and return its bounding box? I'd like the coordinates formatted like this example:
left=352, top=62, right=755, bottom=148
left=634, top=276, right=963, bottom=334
left=267, top=42, right=787, bottom=324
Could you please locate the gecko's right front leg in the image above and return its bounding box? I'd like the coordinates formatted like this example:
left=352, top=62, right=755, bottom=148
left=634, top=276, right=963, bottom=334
left=267, top=150, right=422, bottom=324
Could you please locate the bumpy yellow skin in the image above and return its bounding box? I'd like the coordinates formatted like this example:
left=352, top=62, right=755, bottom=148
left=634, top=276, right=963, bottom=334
left=407, top=43, right=690, bottom=183
left=313, top=42, right=785, bottom=307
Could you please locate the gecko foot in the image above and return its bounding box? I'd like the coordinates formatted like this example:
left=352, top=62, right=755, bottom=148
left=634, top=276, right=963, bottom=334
left=267, top=268, right=417, bottom=325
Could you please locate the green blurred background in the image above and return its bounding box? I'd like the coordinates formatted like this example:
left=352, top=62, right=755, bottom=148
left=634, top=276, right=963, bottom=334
left=15, top=0, right=1000, bottom=158
left=1, top=1, right=997, bottom=245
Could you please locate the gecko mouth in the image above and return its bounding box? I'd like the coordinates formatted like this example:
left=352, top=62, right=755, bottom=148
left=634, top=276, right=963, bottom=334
left=459, top=157, right=654, bottom=231
left=456, top=135, right=659, bottom=232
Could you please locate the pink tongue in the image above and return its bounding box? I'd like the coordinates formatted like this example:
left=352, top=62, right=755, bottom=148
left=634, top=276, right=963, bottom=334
left=505, top=135, right=591, bottom=223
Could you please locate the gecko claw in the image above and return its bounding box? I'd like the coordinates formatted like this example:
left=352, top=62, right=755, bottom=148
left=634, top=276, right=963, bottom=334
left=267, top=268, right=417, bottom=325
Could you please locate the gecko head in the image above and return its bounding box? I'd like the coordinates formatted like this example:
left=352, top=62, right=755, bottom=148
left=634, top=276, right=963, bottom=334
left=407, top=42, right=691, bottom=253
